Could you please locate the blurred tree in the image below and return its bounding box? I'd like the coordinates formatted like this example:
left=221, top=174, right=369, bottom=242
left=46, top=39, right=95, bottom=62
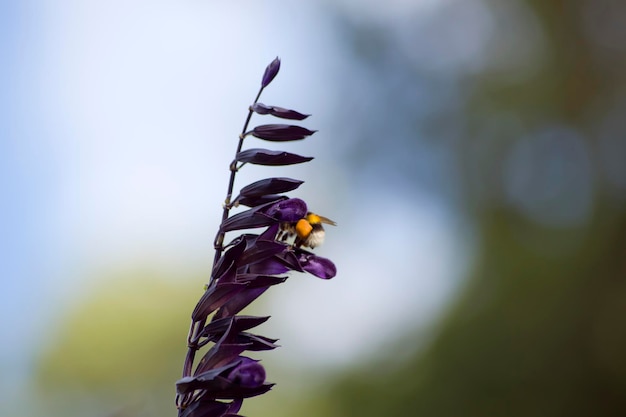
left=320, top=0, right=626, bottom=416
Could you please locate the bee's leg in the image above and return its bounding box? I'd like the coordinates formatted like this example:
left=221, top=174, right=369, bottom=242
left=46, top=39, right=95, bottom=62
left=277, top=223, right=291, bottom=242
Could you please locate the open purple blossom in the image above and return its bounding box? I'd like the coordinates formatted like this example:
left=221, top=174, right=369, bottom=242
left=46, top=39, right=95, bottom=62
left=175, top=58, right=337, bottom=417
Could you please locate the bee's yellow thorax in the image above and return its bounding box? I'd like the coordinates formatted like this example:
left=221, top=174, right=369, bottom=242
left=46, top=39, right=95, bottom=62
left=295, top=218, right=313, bottom=239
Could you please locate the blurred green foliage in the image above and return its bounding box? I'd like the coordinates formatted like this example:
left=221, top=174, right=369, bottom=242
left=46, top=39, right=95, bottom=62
left=36, top=270, right=200, bottom=417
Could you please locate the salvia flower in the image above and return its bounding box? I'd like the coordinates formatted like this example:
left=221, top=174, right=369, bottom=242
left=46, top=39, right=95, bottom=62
left=175, top=58, right=337, bottom=417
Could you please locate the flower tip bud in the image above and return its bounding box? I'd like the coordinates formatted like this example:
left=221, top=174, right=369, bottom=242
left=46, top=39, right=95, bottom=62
left=261, top=57, right=281, bottom=88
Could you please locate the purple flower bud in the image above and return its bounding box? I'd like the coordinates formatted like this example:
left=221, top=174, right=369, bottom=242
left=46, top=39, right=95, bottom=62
left=261, top=57, right=280, bottom=88
left=226, top=357, right=266, bottom=388
left=251, top=103, right=310, bottom=120
left=250, top=102, right=273, bottom=115
left=236, top=148, right=313, bottom=166
left=250, top=124, right=316, bottom=142
left=238, top=177, right=304, bottom=198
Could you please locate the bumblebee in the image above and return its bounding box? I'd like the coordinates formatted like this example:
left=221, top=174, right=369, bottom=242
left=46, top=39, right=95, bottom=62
left=277, top=212, right=336, bottom=249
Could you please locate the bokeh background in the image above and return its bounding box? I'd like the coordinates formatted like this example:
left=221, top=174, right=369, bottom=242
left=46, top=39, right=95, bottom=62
left=2, top=0, right=626, bottom=416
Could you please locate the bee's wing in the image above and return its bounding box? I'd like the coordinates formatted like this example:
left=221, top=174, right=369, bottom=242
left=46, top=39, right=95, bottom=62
left=318, top=215, right=337, bottom=226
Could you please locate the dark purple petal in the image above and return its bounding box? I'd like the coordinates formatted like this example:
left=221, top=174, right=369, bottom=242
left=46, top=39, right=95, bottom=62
left=235, top=274, right=288, bottom=288
left=251, top=103, right=310, bottom=120
left=238, top=177, right=304, bottom=198
left=178, top=362, right=239, bottom=394
left=196, top=342, right=252, bottom=376
left=220, top=198, right=291, bottom=231
left=247, top=257, right=291, bottom=275
left=250, top=124, right=316, bottom=142
left=238, top=240, right=287, bottom=266
left=232, top=332, right=279, bottom=351
left=211, top=379, right=274, bottom=400
left=179, top=398, right=230, bottom=417
left=212, top=237, right=247, bottom=281
left=250, top=102, right=273, bottom=115
left=194, top=360, right=241, bottom=382
left=191, top=282, right=247, bottom=321
left=270, top=250, right=305, bottom=273
left=236, top=194, right=286, bottom=208
left=195, top=319, right=253, bottom=372
left=268, top=106, right=309, bottom=120
left=261, top=57, right=280, bottom=88
left=226, top=357, right=266, bottom=388
left=236, top=148, right=313, bottom=166
left=214, top=277, right=286, bottom=322
left=214, top=287, right=270, bottom=320
left=199, top=327, right=278, bottom=352
left=225, top=399, right=243, bottom=416
left=219, top=209, right=275, bottom=233
left=258, top=223, right=280, bottom=242
left=208, top=377, right=273, bottom=400
left=200, top=317, right=276, bottom=349
left=202, top=316, right=271, bottom=340
left=201, top=317, right=280, bottom=351
left=264, top=198, right=307, bottom=222
left=177, top=372, right=273, bottom=400
left=180, top=353, right=272, bottom=396
left=297, top=252, right=337, bottom=279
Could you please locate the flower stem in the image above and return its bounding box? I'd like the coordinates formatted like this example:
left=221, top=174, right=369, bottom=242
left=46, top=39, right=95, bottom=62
left=212, top=86, right=265, bottom=274
left=180, top=87, right=265, bottom=400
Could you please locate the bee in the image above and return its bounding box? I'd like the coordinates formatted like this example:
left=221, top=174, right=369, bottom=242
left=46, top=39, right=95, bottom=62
left=277, top=212, right=336, bottom=249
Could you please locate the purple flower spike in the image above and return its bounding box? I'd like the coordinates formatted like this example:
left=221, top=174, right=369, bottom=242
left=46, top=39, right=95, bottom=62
left=176, top=59, right=337, bottom=417
left=261, top=57, right=280, bottom=88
